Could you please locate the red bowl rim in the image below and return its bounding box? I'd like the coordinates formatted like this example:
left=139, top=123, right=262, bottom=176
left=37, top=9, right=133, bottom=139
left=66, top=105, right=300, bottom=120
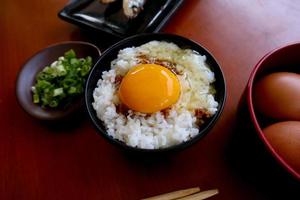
left=246, top=42, right=300, bottom=180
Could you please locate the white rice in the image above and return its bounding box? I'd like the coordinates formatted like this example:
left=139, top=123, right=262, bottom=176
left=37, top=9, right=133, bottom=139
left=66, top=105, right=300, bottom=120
left=92, top=41, right=218, bottom=149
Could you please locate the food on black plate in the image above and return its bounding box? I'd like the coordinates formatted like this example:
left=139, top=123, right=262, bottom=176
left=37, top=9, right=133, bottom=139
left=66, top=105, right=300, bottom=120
left=99, top=0, right=116, bottom=3
left=123, top=0, right=147, bottom=18
left=99, top=0, right=147, bottom=18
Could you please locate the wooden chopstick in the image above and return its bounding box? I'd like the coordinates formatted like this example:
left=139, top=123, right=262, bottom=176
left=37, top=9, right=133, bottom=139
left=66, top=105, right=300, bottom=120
left=176, top=189, right=219, bottom=200
left=141, top=187, right=200, bottom=200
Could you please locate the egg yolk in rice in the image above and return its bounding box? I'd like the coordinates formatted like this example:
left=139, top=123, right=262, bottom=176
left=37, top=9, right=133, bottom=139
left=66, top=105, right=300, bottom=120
left=118, top=64, right=180, bottom=113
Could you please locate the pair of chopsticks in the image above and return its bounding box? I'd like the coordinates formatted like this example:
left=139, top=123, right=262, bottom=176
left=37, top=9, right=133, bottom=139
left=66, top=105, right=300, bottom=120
left=142, top=187, right=219, bottom=200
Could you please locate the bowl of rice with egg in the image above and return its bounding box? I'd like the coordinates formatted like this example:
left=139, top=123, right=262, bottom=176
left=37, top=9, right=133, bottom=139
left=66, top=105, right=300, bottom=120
left=85, top=33, right=226, bottom=152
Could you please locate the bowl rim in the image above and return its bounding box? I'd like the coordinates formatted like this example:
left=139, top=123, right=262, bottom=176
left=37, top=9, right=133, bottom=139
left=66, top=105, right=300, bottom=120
left=15, top=41, right=101, bottom=121
left=246, top=42, right=300, bottom=180
left=85, top=33, right=226, bottom=153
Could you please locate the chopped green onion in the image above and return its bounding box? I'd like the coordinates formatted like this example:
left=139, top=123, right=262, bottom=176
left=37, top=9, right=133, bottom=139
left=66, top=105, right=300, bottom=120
left=31, top=49, right=93, bottom=108
left=53, top=88, right=64, bottom=97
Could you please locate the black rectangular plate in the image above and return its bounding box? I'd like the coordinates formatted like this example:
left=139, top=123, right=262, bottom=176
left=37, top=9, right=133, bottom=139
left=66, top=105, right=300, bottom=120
left=58, top=0, right=184, bottom=39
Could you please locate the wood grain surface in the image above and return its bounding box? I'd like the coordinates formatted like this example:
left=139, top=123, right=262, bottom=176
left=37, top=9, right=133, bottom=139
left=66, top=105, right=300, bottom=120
left=1, top=0, right=299, bottom=199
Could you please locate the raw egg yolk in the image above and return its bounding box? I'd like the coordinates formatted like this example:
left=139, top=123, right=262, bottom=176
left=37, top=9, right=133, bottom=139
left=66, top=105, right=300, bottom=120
left=118, top=64, right=180, bottom=113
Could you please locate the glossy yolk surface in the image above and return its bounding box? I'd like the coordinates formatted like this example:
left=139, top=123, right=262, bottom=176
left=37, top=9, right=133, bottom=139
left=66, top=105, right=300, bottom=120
left=118, top=64, right=180, bottom=113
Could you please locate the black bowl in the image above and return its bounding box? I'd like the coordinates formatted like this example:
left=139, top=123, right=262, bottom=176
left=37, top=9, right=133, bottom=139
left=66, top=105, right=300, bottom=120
left=16, top=41, right=101, bottom=121
left=85, top=33, right=226, bottom=153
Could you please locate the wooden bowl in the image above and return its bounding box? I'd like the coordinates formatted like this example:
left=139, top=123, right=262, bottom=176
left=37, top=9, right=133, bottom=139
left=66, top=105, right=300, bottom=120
left=247, top=42, right=300, bottom=180
left=16, top=41, right=101, bottom=121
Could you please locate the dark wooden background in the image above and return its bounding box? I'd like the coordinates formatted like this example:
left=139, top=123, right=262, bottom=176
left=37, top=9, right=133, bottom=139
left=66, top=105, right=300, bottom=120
left=1, top=0, right=299, bottom=199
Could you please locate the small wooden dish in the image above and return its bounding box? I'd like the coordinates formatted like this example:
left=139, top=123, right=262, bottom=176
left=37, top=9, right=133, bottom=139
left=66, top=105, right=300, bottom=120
left=16, top=41, right=101, bottom=121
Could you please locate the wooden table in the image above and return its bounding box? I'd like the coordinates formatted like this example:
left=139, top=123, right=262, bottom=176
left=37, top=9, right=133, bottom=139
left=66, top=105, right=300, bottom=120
left=1, top=0, right=299, bottom=199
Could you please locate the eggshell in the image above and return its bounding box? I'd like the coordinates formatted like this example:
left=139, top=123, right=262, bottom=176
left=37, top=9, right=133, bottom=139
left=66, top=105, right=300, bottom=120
left=263, top=121, right=300, bottom=173
left=253, top=72, right=300, bottom=120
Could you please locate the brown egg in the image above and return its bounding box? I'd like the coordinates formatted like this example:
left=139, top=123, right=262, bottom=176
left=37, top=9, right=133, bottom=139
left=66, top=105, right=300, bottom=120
left=253, top=72, right=300, bottom=120
left=264, top=121, right=300, bottom=173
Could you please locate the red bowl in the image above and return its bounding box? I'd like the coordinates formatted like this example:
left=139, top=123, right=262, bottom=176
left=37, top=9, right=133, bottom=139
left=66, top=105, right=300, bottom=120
left=247, top=42, right=300, bottom=180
